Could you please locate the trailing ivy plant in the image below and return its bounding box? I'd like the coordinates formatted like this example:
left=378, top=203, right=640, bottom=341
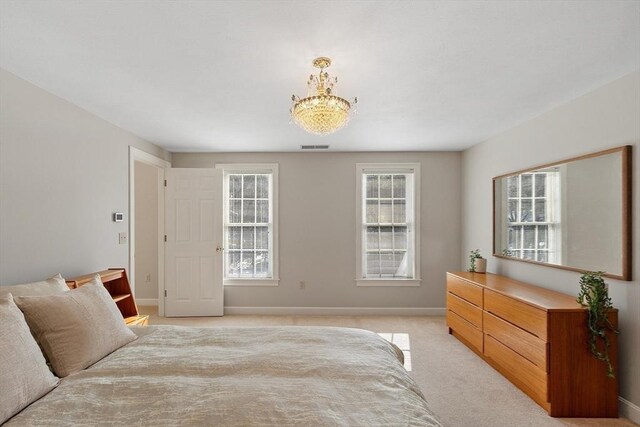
left=468, top=249, right=482, bottom=272
left=576, top=271, right=619, bottom=378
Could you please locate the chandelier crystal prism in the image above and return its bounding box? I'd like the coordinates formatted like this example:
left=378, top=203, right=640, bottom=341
left=291, top=57, right=357, bottom=136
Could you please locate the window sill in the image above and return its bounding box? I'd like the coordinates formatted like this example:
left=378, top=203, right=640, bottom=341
left=224, top=279, right=280, bottom=287
left=356, top=279, right=421, bottom=287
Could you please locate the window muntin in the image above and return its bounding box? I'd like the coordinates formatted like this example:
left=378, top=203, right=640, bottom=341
left=224, top=172, right=273, bottom=279
left=506, top=171, right=560, bottom=263
left=361, top=171, right=416, bottom=279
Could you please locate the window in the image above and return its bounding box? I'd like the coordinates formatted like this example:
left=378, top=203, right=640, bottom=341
left=505, top=169, right=560, bottom=264
left=356, top=163, right=420, bottom=286
left=219, top=164, right=278, bottom=286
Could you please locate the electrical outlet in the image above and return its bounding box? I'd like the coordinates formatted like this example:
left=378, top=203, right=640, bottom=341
left=118, top=232, right=128, bottom=245
left=299, top=281, right=306, bottom=290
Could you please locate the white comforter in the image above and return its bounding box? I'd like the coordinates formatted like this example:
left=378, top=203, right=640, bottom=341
left=7, top=326, right=442, bottom=426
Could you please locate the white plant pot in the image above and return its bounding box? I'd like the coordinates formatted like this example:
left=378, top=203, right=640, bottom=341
left=475, top=258, right=487, bottom=273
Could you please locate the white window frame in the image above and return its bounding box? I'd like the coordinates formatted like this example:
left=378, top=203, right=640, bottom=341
left=355, top=163, right=421, bottom=287
left=216, top=163, right=279, bottom=287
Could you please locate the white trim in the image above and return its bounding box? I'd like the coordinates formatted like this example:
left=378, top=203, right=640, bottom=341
left=619, top=397, right=640, bottom=424
left=136, top=298, right=158, bottom=306
left=129, top=146, right=170, bottom=317
left=215, top=163, right=279, bottom=284
left=224, top=306, right=445, bottom=316
left=355, top=163, right=421, bottom=283
left=356, top=279, right=421, bottom=287
left=224, top=279, right=280, bottom=287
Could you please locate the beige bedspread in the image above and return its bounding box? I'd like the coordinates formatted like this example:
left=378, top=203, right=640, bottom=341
left=7, top=326, right=442, bottom=426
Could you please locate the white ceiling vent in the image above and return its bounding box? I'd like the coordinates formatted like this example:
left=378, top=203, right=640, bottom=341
left=300, top=145, right=330, bottom=150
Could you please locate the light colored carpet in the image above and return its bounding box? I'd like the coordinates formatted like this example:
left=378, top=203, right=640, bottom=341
left=139, top=307, right=637, bottom=427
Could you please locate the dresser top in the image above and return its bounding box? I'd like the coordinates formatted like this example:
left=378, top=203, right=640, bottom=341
left=447, top=271, right=586, bottom=312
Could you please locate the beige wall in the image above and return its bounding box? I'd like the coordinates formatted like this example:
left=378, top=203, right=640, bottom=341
left=172, top=152, right=462, bottom=309
left=462, top=70, right=640, bottom=417
left=0, top=68, right=170, bottom=284
left=134, top=161, right=159, bottom=300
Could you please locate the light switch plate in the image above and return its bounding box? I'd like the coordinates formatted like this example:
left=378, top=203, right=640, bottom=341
left=118, top=232, right=128, bottom=245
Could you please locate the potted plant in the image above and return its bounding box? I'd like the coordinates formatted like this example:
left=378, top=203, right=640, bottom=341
left=576, top=271, right=619, bottom=378
left=468, top=249, right=486, bottom=273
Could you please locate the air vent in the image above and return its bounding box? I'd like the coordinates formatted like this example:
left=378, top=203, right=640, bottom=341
left=300, top=145, right=330, bottom=150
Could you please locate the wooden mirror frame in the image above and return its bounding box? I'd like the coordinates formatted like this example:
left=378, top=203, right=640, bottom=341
left=492, top=145, right=632, bottom=281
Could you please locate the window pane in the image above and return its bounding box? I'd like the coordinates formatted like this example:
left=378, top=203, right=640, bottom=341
left=520, top=200, right=532, bottom=222
left=227, top=251, right=241, bottom=277
left=256, top=175, right=269, bottom=198
left=393, top=200, right=406, bottom=223
left=256, top=226, right=268, bottom=250
left=508, top=199, right=518, bottom=223
left=393, top=175, right=406, bottom=198
left=379, top=175, right=392, bottom=198
left=243, top=200, right=255, bottom=223
left=394, top=226, right=407, bottom=249
left=521, top=174, right=532, bottom=197
left=229, top=175, right=242, bottom=198
left=535, top=199, right=546, bottom=222
left=508, top=226, right=521, bottom=250
left=507, top=176, right=519, bottom=197
left=366, top=253, right=380, bottom=276
left=241, top=252, right=254, bottom=276
left=256, top=200, right=269, bottom=223
left=380, top=253, right=397, bottom=275
left=229, top=200, right=241, bottom=223
left=255, top=251, right=269, bottom=276
left=380, top=226, right=393, bottom=249
left=523, top=250, right=535, bottom=260
left=228, top=226, right=241, bottom=249
left=379, top=200, right=392, bottom=223
left=523, top=225, right=535, bottom=249
left=537, top=252, right=548, bottom=263
left=366, top=226, right=379, bottom=250
left=242, top=226, right=255, bottom=249
left=535, top=174, right=546, bottom=197
left=243, top=175, right=255, bottom=198
left=537, top=225, right=548, bottom=249
left=394, top=252, right=408, bottom=277
left=366, top=200, right=378, bottom=223
left=366, top=175, right=378, bottom=198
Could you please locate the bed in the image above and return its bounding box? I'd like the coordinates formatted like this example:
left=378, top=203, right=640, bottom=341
left=6, top=325, right=441, bottom=426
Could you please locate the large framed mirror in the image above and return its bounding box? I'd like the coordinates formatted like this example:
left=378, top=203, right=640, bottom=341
left=493, top=146, right=632, bottom=280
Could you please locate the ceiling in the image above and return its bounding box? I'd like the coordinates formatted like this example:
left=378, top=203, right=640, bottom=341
left=1, top=1, right=639, bottom=152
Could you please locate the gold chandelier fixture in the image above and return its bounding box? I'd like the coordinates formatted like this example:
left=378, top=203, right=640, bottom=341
left=291, top=57, right=357, bottom=136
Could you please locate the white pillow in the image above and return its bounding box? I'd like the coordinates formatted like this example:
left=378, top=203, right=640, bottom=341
left=0, top=274, right=68, bottom=298
left=15, top=275, right=137, bottom=377
left=0, top=294, right=59, bottom=424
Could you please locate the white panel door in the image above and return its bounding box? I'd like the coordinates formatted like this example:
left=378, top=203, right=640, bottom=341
left=165, top=168, right=223, bottom=316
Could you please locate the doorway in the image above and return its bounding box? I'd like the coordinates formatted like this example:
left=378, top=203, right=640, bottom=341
left=128, top=147, right=170, bottom=312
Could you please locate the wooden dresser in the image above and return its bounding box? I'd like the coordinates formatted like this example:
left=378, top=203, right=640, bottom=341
left=446, top=271, right=618, bottom=418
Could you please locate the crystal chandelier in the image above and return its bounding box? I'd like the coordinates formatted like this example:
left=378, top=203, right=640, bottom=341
left=291, top=57, right=357, bottom=136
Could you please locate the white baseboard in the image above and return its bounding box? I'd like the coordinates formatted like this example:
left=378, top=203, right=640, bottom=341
left=619, top=397, right=640, bottom=424
left=136, top=298, right=158, bottom=306
left=223, top=306, right=446, bottom=316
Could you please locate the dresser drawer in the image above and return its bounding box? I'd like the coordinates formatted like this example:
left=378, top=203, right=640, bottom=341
left=483, top=311, right=548, bottom=370
left=447, top=275, right=483, bottom=307
left=447, top=310, right=483, bottom=353
left=485, top=335, right=548, bottom=404
left=447, top=292, right=482, bottom=328
left=484, top=290, right=547, bottom=340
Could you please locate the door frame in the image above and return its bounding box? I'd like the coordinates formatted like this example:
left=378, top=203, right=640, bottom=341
left=128, top=146, right=170, bottom=315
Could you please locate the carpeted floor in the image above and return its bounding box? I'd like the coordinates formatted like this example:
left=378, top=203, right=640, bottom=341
left=138, top=307, right=637, bottom=427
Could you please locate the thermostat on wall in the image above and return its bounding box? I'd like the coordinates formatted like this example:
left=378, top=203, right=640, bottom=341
left=113, top=212, right=124, bottom=222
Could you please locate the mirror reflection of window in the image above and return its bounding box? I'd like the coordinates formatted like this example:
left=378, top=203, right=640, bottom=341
left=505, top=168, right=561, bottom=264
